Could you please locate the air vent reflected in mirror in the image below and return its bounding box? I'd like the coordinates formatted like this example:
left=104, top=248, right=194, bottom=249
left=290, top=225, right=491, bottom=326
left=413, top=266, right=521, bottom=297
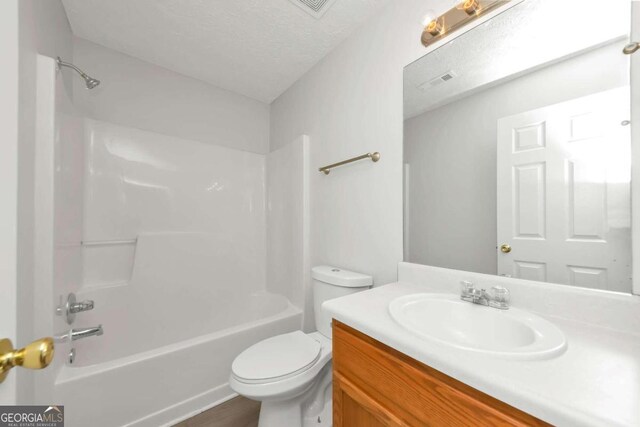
left=418, top=70, right=458, bottom=91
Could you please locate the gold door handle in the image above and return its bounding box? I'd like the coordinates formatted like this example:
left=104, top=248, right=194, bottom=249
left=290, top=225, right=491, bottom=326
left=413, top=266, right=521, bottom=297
left=500, top=244, right=512, bottom=254
left=0, top=337, right=54, bottom=383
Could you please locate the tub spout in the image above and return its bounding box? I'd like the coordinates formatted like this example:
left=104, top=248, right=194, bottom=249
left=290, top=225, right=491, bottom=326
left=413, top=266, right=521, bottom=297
left=70, top=325, right=103, bottom=341
left=55, top=325, right=103, bottom=343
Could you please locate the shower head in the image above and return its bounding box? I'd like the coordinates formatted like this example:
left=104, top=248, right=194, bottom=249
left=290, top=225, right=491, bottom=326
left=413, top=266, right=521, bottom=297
left=84, top=76, right=101, bottom=90
left=56, top=57, right=101, bottom=89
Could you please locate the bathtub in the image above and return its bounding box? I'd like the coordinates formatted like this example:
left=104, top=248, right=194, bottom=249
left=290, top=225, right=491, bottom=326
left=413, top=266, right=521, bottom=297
left=54, top=292, right=302, bottom=427
left=37, top=60, right=306, bottom=427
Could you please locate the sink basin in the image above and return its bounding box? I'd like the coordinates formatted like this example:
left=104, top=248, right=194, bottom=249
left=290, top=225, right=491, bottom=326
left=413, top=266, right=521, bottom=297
left=388, top=293, right=566, bottom=360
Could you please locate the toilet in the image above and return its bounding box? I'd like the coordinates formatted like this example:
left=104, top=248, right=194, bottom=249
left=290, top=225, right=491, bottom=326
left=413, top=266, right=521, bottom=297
left=229, top=265, right=372, bottom=427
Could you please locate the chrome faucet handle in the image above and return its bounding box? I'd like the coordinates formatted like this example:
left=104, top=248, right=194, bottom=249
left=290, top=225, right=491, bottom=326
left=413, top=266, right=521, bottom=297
left=56, top=293, right=95, bottom=324
left=488, top=286, right=510, bottom=310
left=69, top=300, right=94, bottom=314
left=460, top=280, right=475, bottom=296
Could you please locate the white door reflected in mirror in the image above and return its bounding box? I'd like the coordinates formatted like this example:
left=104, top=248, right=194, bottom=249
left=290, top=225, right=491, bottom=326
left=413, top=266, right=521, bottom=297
left=496, top=88, right=631, bottom=292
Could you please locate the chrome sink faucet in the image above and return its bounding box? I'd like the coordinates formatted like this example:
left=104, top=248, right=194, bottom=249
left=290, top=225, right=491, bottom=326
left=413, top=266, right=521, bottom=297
left=460, top=281, right=510, bottom=310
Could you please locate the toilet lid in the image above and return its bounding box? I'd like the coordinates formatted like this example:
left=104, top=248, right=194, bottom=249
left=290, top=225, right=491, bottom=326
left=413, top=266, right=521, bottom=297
left=232, top=331, right=322, bottom=383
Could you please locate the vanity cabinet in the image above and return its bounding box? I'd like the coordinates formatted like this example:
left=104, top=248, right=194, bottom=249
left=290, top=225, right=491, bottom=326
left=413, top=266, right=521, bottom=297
left=332, top=321, right=549, bottom=427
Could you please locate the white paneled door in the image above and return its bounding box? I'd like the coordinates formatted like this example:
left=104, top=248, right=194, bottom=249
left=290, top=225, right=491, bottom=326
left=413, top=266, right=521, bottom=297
left=631, top=2, right=640, bottom=295
left=0, top=0, right=19, bottom=404
left=497, top=88, right=632, bottom=292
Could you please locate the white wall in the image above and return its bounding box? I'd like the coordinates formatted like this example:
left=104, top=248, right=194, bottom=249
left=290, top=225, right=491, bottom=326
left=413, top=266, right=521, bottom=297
left=72, top=37, right=270, bottom=154
left=404, top=42, right=629, bottom=274
left=270, top=0, right=446, bottom=293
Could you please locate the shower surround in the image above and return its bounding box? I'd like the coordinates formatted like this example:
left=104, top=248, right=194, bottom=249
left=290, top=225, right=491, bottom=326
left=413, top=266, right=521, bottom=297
left=34, top=55, right=308, bottom=426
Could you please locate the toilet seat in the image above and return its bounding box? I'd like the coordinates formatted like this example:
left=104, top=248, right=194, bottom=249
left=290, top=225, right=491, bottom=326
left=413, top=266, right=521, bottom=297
left=232, top=331, right=322, bottom=384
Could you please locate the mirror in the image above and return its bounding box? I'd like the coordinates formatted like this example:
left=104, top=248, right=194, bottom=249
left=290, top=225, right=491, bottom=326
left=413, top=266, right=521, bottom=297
left=403, top=0, right=635, bottom=293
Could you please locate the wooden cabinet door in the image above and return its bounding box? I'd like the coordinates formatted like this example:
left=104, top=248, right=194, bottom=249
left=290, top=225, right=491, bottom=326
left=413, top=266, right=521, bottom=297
left=334, top=371, right=406, bottom=427
left=333, top=320, right=549, bottom=427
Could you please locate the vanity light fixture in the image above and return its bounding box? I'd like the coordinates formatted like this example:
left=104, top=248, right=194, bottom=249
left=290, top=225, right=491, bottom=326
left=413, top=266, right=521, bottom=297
left=421, top=0, right=509, bottom=48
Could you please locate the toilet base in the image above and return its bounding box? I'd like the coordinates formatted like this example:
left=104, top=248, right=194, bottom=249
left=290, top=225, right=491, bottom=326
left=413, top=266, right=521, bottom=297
left=258, top=363, right=333, bottom=427
left=259, top=400, right=303, bottom=427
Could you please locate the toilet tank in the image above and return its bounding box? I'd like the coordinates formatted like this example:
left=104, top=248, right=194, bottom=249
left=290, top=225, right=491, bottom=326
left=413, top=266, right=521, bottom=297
left=311, top=266, right=372, bottom=338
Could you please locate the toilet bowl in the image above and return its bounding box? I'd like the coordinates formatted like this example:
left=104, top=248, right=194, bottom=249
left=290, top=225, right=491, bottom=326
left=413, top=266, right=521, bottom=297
left=229, top=266, right=372, bottom=427
left=230, top=331, right=333, bottom=426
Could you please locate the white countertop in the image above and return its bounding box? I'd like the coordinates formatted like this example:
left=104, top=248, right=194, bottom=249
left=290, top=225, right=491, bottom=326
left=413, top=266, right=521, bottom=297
left=323, top=281, right=640, bottom=427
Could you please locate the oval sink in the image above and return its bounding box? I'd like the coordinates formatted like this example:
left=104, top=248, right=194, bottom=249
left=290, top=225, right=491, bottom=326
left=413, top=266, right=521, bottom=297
left=388, top=293, right=567, bottom=360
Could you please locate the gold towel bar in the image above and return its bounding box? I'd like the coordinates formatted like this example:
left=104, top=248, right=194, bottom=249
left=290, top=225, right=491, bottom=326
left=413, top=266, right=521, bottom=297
left=319, top=152, right=381, bottom=175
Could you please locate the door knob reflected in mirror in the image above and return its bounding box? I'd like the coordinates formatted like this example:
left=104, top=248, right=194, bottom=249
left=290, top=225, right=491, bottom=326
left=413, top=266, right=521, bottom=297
left=500, top=244, right=512, bottom=254
left=623, top=42, right=640, bottom=55
left=0, top=337, right=54, bottom=383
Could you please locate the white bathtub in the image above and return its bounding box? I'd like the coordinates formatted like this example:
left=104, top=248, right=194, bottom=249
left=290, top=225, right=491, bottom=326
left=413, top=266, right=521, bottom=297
left=54, top=292, right=302, bottom=427
left=35, top=59, right=306, bottom=427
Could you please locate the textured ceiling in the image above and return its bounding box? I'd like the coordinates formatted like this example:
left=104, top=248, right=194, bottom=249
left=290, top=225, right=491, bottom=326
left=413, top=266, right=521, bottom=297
left=404, top=0, right=630, bottom=118
left=61, top=0, right=391, bottom=103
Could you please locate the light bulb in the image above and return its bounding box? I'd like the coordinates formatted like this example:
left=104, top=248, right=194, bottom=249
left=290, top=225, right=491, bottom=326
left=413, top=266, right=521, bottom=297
left=425, top=18, right=444, bottom=36
left=421, top=9, right=436, bottom=27
left=461, top=0, right=480, bottom=15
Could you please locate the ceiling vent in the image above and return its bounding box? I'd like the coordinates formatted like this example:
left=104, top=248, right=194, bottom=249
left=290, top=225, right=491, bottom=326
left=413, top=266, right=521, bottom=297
left=418, top=70, right=457, bottom=91
left=288, top=0, right=339, bottom=19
